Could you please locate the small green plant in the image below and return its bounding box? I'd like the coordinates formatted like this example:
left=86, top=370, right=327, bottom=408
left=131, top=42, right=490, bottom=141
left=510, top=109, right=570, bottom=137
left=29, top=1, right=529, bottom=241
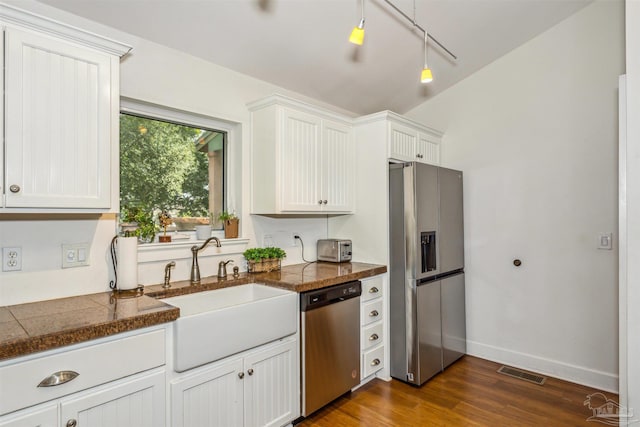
left=217, top=211, right=238, bottom=222
left=243, top=247, right=287, bottom=261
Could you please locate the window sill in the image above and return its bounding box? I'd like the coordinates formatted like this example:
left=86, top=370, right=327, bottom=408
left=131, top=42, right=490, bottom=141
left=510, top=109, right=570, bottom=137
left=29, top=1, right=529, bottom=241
left=137, top=237, right=250, bottom=264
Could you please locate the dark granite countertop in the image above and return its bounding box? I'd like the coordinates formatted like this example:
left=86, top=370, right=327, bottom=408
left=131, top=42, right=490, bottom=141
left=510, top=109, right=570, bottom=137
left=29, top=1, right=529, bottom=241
left=0, top=262, right=386, bottom=362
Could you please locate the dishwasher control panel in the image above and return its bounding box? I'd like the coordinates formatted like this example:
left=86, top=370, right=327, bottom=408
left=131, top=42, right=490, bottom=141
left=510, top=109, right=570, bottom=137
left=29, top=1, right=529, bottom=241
left=300, top=281, right=362, bottom=311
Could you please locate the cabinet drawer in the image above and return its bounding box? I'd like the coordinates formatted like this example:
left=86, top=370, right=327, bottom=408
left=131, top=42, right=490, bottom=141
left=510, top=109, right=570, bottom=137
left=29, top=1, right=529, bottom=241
left=361, top=299, right=383, bottom=326
left=361, top=321, right=383, bottom=352
left=361, top=276, right=383, bottom=302
left=362, top=346, right=384, bottom=378
left=0, top=329, right=165, bottom=415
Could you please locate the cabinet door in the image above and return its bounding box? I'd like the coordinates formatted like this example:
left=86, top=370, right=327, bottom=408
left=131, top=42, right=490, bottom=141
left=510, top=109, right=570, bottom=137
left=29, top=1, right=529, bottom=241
left=280, top=109, right=321, bottom=211
left=388, top=122, right=417, bottom=161
left=0, top=405, right=57, bottom=427
left=4, top=27, right=112, bottom=209
left=0, top=33, right=4, bottom=202
left=321, top=120, right=354, bottom=212
left=59, top=370, right=165, bottom=427
left=170, top=358, right=243, bottom=427
left=244, top=339, right=298, bottom=427
left=418, top=132, right=440, bottom=165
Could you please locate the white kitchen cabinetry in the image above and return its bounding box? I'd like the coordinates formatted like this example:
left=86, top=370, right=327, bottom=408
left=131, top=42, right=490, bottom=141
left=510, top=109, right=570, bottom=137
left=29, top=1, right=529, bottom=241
left=0, top=4, right=130, bottom=212
left=360, top=275, right=386, bottom=380
left=387, top=114, right=442, bottom=165
left=170, top=336, right=298, bottom=427
left=0, top=328, right=166, bottom=427
left=249, top=95, right=354, bottom=214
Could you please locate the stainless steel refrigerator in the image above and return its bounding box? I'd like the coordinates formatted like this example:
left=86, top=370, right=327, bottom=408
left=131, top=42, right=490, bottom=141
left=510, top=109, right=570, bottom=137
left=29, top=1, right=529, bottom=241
left=389, top=162, right=466, bottom=386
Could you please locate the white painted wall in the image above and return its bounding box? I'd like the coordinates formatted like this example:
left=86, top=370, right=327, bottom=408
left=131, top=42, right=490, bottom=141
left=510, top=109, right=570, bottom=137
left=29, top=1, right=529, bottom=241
left=621, top=0, right=640, bottom=419
left=0, top=0, right=340, bottom=305
left=406, top=0, right=623, bottom=391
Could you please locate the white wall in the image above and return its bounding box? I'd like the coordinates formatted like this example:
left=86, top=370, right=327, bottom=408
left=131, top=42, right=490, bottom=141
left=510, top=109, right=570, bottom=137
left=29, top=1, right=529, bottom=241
left=406, top=0, right=623, bottom=391
left=621, top=0, right=640, bottom=419
left=0, top=0, right=340, bottom=305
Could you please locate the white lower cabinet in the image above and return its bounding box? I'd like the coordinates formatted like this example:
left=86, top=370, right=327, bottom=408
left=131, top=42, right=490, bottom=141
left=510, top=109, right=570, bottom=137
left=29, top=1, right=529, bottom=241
left=170, top=337, right=299, bottom=427
left=0, top=328, right=167, bottom=427
left=360, top=275, right=386, bottom=381
left=59, top=370, right=165, bottom=427
left=0, top=405, right=57, bottom=427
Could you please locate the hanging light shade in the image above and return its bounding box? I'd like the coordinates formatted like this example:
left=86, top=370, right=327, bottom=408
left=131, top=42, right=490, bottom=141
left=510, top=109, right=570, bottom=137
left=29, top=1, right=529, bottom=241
left=349, top=19, right=365, bottom=45
left=420, top=31, right=433, bottom=83
left=420, top=67, right=433, bottom=83
left=349, top=1, right=365, bottom=45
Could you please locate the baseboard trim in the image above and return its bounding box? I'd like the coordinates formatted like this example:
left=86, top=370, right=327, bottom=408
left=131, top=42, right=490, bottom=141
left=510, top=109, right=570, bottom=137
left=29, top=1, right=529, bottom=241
left=466, top=340, right=618, bottom=393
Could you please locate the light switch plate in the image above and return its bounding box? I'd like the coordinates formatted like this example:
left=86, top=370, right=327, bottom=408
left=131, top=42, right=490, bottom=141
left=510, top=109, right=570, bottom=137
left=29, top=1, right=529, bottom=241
left=62, top=243, right=90, bottom=268
left=597, top=233, right=613, bottom=250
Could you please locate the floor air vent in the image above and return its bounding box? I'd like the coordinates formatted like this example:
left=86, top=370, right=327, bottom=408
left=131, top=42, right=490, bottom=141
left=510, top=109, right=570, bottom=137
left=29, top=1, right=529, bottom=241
left=497, top=366, right=546, bottom=385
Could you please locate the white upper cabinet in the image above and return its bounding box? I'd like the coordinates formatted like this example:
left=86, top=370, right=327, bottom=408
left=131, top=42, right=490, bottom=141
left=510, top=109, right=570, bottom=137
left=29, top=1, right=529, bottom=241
left=0, top=4, right=130, bottom=212
left=387, top=114, right=442, bottom=165
left=249, top=95, right=354, bottom=214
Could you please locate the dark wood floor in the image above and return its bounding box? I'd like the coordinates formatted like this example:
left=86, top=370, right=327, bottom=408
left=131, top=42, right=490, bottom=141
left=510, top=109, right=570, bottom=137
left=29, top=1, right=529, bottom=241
left=299, top=356, right=617, bottom=426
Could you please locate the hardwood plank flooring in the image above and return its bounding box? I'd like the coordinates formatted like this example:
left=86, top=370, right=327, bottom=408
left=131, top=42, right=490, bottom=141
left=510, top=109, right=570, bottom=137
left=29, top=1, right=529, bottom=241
left=299, top=356, right=617, bottom=426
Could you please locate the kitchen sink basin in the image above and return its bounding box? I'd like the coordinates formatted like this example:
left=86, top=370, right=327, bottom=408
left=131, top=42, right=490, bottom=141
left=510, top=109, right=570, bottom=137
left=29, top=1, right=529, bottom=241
left=161, top=284, right=297, bottom=372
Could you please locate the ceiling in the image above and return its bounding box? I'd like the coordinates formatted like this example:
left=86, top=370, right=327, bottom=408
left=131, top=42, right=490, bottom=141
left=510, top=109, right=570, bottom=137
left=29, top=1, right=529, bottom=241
left=37, top=0, right=591, bottom=115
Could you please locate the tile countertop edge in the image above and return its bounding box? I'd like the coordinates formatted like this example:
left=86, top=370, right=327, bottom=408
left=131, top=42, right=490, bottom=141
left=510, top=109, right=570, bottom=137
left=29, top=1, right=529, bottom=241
left=0, top=302, right=179, bottom=362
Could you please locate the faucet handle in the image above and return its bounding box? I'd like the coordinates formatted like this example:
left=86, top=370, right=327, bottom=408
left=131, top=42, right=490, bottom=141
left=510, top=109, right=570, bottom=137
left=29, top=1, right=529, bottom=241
left=218, top=259, right=233, bottom=279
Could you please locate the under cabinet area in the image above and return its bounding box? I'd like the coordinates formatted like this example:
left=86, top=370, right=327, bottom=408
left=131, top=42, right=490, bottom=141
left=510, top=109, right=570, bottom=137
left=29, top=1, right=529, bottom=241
left=249, top=95, right=355, bottom=214
left=169, top=336, right=299, bottom=427
left=0, top=4, right=130, bottom=212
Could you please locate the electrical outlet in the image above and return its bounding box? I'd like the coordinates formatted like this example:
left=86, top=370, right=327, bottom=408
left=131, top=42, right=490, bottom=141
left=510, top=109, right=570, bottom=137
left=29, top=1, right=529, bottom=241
left=62, top=243, right=90, bottom=268
left=292, top=233, right=301, bottom=247
left=2, top=247, right=22, bottom=272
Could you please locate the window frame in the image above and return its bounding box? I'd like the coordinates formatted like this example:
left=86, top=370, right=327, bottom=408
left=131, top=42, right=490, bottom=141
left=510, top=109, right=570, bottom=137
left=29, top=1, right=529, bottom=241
left=119, top=97, right=236, bottom=239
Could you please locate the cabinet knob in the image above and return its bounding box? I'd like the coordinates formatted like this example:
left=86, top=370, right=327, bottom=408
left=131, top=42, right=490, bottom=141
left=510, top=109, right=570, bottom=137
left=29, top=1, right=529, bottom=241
left=369, top=333, right=379, bottom=341
left=9, top=184, right=20, bottom=193
left=66, top=420, right=77, bottom=427
left=238, top=372, right=245, bottom=379
left=369, top=310, right=379, bottom=317
left=368, top=287, right=379, bottom=294
left=371, top=358, right=381, bottom=366
left=323, top=200, right=328, bottom=204
left=248, top=368, right=254, bottom=376
left=318, top=200, right=323, bottom=205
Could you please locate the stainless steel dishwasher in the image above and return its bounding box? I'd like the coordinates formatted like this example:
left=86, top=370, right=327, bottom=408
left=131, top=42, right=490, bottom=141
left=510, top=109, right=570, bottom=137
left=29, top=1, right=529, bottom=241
left=300, top=280, right=361, bottom=417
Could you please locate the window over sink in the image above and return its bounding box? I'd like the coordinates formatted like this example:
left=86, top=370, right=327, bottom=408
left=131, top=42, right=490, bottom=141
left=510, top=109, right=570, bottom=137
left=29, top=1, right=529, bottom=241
left=119, top=99, right=227, bottom=241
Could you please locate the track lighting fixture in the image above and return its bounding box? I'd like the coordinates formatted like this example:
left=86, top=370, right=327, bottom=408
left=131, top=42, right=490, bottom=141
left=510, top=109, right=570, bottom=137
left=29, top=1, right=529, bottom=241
left=348, top=0, right=457, bottom=83
left=421, top=32, right=433, bottom=83
left=349, top=0, right=365, bottom=45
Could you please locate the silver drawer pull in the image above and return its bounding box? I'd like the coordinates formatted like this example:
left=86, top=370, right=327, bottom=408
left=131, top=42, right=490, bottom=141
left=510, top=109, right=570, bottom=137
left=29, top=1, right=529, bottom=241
left=369, top=310, right=379, bottom=317
left=368, top=287, right=379, bottom=294
left=370, top=358, right=381, bottom=366
left=9, top=185, right=21, bottom=193
left=37, top=370, right=79, bottom=387
left=369, top=333, right=379, bottom=341
left=66, top=419, right=77, bottom=427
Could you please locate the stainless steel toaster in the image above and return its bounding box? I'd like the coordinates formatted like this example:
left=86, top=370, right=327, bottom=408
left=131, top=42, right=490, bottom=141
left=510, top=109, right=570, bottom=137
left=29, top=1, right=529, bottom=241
left=317, top=239, right=352, bottom=263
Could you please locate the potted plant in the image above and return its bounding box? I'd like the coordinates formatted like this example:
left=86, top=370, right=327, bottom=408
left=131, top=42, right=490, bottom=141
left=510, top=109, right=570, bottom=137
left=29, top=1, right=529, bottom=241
left=158, top=210, right=173, bottom=243
left=120, top=206, right=158, bottom=243
left=218, top=211, right=239, bottom=239
left=243, top=247, right=286, bottom=273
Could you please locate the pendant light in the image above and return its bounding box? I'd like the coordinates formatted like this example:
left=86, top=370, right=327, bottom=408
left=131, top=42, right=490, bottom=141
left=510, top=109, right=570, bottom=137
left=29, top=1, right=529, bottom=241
left=421, top=31, right=433, bottom=83
left=349, top=0, right=365, bottom=45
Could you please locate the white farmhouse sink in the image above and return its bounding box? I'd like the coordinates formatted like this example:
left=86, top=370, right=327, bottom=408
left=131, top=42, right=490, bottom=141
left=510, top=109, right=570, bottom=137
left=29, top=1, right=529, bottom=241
left=161, top=284, right=297, bottom=372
